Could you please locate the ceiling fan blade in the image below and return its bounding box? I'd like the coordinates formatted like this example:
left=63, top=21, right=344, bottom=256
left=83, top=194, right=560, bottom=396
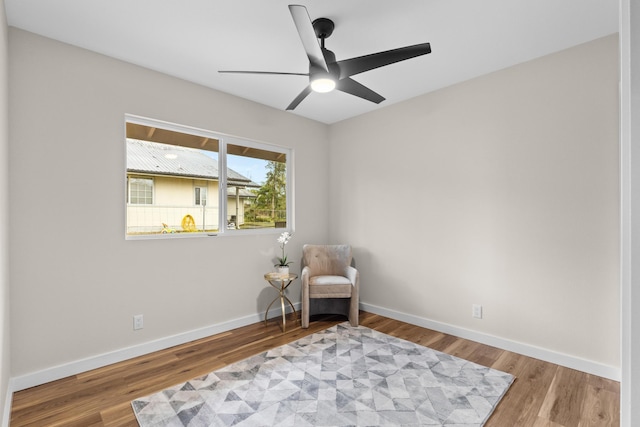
left=286, top=85, right=313, bottom=110
left=337, top=78, right=385, bottom=104
left=337, top=42, right=431, bottom=79
left=219, top=70, right=309, bottom=76
left=288, top=5, right=329, bottom=73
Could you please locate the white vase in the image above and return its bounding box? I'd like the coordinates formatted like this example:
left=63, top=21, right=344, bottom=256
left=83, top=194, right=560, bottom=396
left=276, top=266, right=289, bottom=276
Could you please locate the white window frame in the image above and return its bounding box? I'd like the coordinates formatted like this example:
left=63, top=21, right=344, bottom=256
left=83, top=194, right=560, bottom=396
left=125, top=114, right=294, bottom=240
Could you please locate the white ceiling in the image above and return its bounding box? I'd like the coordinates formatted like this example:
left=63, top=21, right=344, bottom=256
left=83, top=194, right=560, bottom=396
left=5, top=0, right=619, bottom=124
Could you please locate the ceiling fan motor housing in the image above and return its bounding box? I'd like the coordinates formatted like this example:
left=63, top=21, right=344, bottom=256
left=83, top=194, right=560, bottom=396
left=312, top=18, right=335, bottom=40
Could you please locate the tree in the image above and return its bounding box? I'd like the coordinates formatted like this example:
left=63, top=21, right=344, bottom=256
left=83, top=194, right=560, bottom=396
left=251, top=161, right=286, bottom=220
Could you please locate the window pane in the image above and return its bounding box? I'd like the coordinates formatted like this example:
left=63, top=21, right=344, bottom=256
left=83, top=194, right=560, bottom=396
left=227, top=143, right=287, bottom=230
left=126, top=124, right=220, bottom=236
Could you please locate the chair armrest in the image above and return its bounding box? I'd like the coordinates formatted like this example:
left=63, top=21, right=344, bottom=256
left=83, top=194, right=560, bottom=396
left=346, top=265, right=359, bottom=290
left=301, top=266, right=311, bottom=285
left=301, top=266, right=311, bottom=298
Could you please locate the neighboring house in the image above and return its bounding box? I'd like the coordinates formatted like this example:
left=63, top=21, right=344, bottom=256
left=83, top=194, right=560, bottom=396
left=126, top=139, right=259, bottom=234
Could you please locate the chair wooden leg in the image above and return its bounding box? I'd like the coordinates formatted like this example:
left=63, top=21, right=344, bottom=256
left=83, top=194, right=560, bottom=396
left=301, top=301, right=309, bottom=328
left=349, top=297, right=359, bottom=326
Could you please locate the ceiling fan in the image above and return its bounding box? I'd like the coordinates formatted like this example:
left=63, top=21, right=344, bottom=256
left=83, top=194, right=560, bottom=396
left=219, top=4, right=432, bottom=110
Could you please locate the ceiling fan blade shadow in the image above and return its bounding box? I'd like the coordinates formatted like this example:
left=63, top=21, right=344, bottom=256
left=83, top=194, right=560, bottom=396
left=288, top=5, right=329, bottom=73
left=337, top=43, right=431, bottom=79
left=337, top=78, right=385, bottom=104
left=286, top=85, right=313, bottom=110
left=219, top=71, right=309, bottom=76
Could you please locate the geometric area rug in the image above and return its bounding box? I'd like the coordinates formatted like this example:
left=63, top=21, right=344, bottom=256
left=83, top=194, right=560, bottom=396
left=132, top=322, right=514, bottom=426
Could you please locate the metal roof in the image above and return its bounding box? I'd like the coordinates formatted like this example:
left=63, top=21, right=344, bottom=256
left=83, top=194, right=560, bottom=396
left=126, top=139, right=260, bottom=188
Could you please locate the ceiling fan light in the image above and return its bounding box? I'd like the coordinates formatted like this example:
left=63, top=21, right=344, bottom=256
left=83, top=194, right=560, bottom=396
left=310, top=77, right=336, bottom=93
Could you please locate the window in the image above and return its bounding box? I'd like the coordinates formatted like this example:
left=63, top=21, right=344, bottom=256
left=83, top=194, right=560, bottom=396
left=195, top=187, right=207, bottom=206
left=128, top=177, right=153, bottom=205
left=125, top=115, right=292, bottom=238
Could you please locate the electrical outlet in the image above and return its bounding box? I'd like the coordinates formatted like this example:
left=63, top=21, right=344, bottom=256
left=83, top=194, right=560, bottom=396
left=472, top=304, right=483, bottom=319
left=133, top=314, right=144, bottom=330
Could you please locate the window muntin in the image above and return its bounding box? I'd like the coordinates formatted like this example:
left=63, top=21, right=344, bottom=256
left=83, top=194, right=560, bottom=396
left=125, top=116, right=292, bottom=238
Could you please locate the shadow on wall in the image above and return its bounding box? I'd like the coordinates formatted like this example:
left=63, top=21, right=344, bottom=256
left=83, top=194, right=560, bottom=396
left=256, top=279, right=302, bottom=319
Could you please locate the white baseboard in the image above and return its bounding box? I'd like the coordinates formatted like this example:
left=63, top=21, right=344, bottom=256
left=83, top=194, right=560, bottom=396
left=360, top=302, right=621, bottom=381
left=11, top=303, right=301, bottom=392
left=2, top=379, right=13, bottom=427
left=9, top=300, right=620, bottom=394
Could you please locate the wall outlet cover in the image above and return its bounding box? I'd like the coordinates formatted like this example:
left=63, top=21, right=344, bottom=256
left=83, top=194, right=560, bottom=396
left=472, top=304, right=483, bottom=319
left=133, top=314, right=144, bottom=330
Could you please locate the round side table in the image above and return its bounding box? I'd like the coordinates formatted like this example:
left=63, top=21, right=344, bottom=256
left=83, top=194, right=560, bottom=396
left=264, top=273, right=298, bottom=332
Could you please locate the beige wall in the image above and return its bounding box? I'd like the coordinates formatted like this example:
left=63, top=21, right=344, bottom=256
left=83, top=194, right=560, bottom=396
left=0, top=0, right=9, bottom=419
left=329, top=35, right=620, bottom=368
left=8, top=28, right=329, bottom=376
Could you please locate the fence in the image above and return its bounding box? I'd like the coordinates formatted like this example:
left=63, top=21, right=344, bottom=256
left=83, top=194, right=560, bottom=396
left=127, top=206, right=287, bottom=234
left=126, top=205, right=222, bottom=234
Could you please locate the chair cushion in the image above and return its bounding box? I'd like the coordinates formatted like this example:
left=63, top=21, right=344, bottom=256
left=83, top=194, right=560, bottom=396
left=309, top=275, right=353, bottom=298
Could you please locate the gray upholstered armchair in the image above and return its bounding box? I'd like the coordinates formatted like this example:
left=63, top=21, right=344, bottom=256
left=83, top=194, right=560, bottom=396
left=301, top=244, right=359, bottom=328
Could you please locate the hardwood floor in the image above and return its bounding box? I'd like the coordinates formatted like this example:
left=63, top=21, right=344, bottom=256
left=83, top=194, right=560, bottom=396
left=10, top=312, right=620, bottom=426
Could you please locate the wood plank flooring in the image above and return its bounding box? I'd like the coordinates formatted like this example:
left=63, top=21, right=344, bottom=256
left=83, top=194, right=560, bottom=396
left=10, top=312, right=620, bottom=426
